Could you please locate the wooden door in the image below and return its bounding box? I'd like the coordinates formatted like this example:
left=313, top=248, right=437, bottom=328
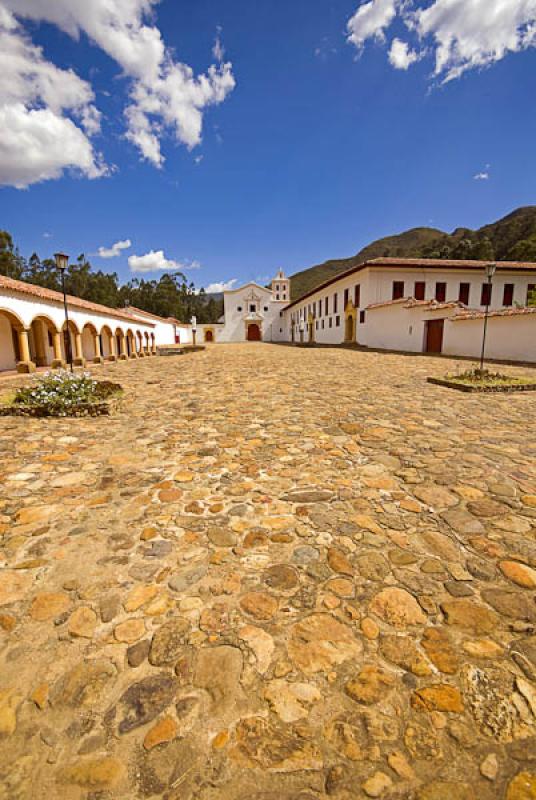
left=205, top=330, right=213, bottom=342
left=247, top=323, right=261, bottom=341
left=425, top=320, right=444, bottom=353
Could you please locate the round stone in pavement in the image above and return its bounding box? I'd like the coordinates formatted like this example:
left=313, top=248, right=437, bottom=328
left=262, top=564, right=299, bottom=591
left=292, top=546, right=319, bottom=565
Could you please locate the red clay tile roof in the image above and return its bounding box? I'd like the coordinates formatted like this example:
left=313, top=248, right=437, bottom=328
left=452, top=306, right=536, bottom=321
left=0, top=275, right=154, bottom=325
left=366, top=297, right=409, bottom=310
left=126, top=305, right=184, bottom=324
left=366, top=297, right=462, bottom=311
left=368, top=257, right=536, bottom=270
left=285, top=257, right=536, bottom=310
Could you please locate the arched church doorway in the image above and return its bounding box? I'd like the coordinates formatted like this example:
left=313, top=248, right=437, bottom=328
left=247, top=323, right=261, bottom=342
left=205, top=329, right=214, bottom=343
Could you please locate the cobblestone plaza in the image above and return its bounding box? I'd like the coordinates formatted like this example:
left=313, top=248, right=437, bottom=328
left=1, top=344, right=536, bottom=799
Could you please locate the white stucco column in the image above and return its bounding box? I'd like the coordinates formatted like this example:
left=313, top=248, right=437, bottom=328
left=51, top=330, right=66, bottom=369
left=118, top=332, right=128, bottom=361
left=107, top=333, right=117, bottom=362
left=73, top=331, right=85, bottom=367
left=93, top=332, right=104, bottom=364
left=16, top=328, right=36, bottom=374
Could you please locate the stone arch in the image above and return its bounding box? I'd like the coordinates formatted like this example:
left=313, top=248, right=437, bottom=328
left=126, top=329, right=136, bottom=358
left=204, top=328, right=215, bottom=343
left=29, top=314, right=58, bottom=368
left=82, top=322, right=98, bottom=362
left=344, top=301, right=357, bottom=344
left=100, top=324, right=115, bottom=361
left=135, top=330, right=144, bottom=356
left=0, top=308, right=25, bottom=372
left=59, top=319, right=82, bottom=366
left=115, top=327, right=127, bottom=360
left=143, top=331, right=150, bottom=355
left=150, top=332, right=156, bottom=355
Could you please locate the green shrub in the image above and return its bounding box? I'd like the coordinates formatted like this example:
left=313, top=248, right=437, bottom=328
left=12, top=370, right=121, bottom=417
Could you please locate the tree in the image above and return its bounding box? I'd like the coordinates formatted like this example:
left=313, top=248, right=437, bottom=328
left=507, top=236, right=536, bottom=262
left=0, top=230, right=25, bottom=279
left=470, top=236, right=495, bottom=261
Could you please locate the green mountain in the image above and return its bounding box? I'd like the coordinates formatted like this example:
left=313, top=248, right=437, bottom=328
left=289, top=206, right=536, bottom=301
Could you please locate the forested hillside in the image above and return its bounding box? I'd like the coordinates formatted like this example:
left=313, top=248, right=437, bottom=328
left=289, top=206, right=536, bottom=301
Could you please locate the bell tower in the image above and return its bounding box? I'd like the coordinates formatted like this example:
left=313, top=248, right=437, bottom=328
left=271, top=269, right=290, bottom=303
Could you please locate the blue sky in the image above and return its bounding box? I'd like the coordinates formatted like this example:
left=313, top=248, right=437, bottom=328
left=1, top=0, right=535, bottom=292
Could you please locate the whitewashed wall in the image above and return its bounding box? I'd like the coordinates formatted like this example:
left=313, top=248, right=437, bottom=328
left=444, top=315, right=536, bottom=363
left=0, top=315, right=16, bottom=371
left=285, top=272, right=370, bottom=345
left=366, top=267, right=534, bottom=310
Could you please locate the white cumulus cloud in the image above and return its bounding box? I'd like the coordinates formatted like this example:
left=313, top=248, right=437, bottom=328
left=389, top=38, right=420, bottom=69
left=202, top=279, right=237, bottom=293
left=416, top=0, right=536, bottom=82
left=0, top=8, right=105, bottom=188
left=347, top=0, right=536, bottom=82
left=97, top=238, right=132, bottom=258
left=0, top=0, right=235, bottom=186
left=6, top=0, right=236, bottom=163
left=128, top=250, right=200, bottom=273
left=347, top=0, right=399, bottom=49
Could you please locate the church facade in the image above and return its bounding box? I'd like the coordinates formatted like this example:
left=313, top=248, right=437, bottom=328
left=215, top=269, right=290, bottom=343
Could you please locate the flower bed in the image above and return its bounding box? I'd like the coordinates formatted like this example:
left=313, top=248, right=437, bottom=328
left=427, top=367, right=536, bottom=394
left=0, top=371, right=123, bottom=417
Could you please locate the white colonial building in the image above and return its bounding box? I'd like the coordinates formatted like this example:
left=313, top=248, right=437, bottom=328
left=283, top=257, right=536, bottom=363
left=0, top=275, right=176, bottom=373
left=215, top=269, right=290, bottom=343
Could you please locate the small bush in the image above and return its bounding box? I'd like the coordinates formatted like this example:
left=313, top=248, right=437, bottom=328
left=11, top=370, right=122, bottom=417
left=444, top=367, right=534, bottom=388
left=448, top=367, right=505, bottom=383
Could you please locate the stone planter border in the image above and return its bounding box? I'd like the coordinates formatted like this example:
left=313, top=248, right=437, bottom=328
left=427, top=377, right=536, bottom=394
left=156, top=345, right=205, bottom=357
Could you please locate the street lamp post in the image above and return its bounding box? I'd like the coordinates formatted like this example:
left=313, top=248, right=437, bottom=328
left=479, top=263, right=497, bottom=375
left=191, top=316, right=197, bottom=348
left=54, top=252, right=73, bottom=372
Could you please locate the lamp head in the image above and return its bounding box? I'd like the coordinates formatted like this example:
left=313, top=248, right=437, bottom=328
left=486, top=263, right=497, bottom=280
left=54, top=252, right=69, bottom=272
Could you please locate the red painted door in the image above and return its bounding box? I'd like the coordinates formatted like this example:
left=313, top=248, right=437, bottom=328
left=425, top=320, right=444, bottom=353
left=247, top=323, right=261, bottom=341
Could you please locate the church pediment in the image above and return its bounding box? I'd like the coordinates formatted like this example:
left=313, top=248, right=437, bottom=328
left=244, top=311, right=264, bottom=322
left=244, top=289, right=262, bottom=303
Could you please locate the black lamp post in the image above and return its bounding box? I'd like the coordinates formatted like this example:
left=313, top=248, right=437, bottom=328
left=54, top=252, right=73, bottom=372
left=479, top=262, right=497, bottom=375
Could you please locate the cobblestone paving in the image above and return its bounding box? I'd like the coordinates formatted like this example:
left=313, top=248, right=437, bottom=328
left=1, top=344, right=536, bottom=800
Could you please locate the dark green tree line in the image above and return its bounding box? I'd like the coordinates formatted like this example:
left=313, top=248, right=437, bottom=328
left=0, top=230, right=223, bottom=323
